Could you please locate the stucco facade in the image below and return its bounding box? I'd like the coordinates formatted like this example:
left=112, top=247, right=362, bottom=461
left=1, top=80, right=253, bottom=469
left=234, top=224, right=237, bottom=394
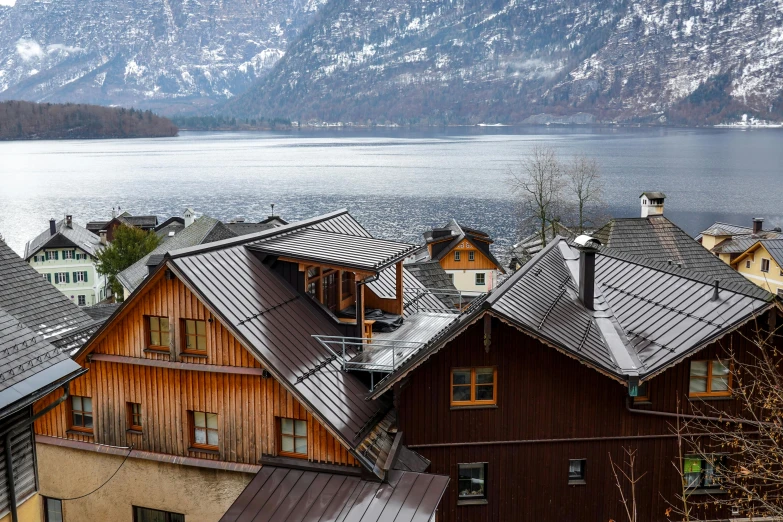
left=733, top=244, right=783, bottom=296
left=28, top=249, right=107, bottom=306
left=446, top=268, right=496, bottom=295
left=36, top=443, right=253, bottom=522
left=0, top=492, right=42, bottom=522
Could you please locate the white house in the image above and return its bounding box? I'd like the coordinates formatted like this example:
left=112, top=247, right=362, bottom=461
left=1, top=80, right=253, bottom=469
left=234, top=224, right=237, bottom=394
left=24, top=215, right=108, bottom=307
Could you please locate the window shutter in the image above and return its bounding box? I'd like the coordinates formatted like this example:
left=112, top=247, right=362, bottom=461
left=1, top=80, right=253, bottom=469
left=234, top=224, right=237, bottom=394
left=46, top=274, right=51, bottom=283
left=73, top=271, right=78, bottom=282
left=84, top=271, right=88, bottom=283
left=65, top=272, right=70, bottom=283
left=55, top=251, right=59, bottom=260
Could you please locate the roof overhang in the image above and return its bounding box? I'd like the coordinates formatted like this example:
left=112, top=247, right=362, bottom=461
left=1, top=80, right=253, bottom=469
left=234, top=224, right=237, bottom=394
left=0, top=359, right=86, bottom=419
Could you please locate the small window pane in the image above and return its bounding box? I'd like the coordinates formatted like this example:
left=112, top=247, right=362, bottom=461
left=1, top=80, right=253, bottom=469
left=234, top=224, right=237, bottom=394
left=294, top=420, right=307, bottom=437
left=150, top=317, right=159, bottom=331
left=206, top=413, right=218, bottom=429
left=281, top=418, right=293, bottom=435
left=161, top=332, right=170, bottom=346
left=295, top=437, right=307, bottom=455
left=452, top=386, right=471, bottom=402
left=195, top=428, right=207, bottom=444
left=160, top=318, right=169, bottom=331
left=150, top=331, right=160, bottom=346
left=194, top=411, right=206, bottom=428
left=281, top=435, right=294, bottom=453
left=84, top=414, right=93, bottom=428
left=689, top=378, right=707, bottom=393
left=690, top=361, right=708, bottom=377
left=207, top=430, right=219, bottom=446
left=568, top=459, right=586, bottom=481
left=73, top=396, right=82, bottom=410
left=73, top=413, right=83, bottom=426
left=196, top=321, right=206, bottom=336
left=712, top=376, right=729, bottom=391
left=45, top=498, right=63, bottom=522
left=475, top=368, right=494, bottom=384
left=186, top=320, right=195, bottom=335
left=83, top=397, right=92, bottom=412
left=712, top=360, right=729, bottom=377
left=452, top=371, right=470, bottom=385
left=196, top=336, right=206, bottom=351
left=475, top=385, right=494, bottom=401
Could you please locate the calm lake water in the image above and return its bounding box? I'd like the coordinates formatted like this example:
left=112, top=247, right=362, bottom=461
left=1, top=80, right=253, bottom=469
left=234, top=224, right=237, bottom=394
left=1, top=127, right=782, bottom=259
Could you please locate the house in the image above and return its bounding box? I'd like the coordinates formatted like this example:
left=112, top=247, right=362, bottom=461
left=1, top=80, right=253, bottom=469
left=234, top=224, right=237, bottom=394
left=0, top=238, right=98, bottom=522
left=86, top=210, right=159, bottom=243
left=508, top=222, right=574, bottom=271
left=24, top=216, right=109, bottom=307
left=698, top=217, right=782, bottom=265
left=361, top=234, right=777, bottom=521
left=417, top=220, right=505, bottom=296
left=31, top=209, right=450, bottom=522
left=731, top=239, right=783, bottom=297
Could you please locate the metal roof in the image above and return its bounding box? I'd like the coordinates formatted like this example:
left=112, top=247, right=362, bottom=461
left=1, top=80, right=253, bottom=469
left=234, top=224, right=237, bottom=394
left=366, top=265, right=455, bottom=316
left=760, top=240, right=783, bottom=268
left=220, top=466, right=448, bottom=522
left=509, top=223, right=575, bottom=268
left=248, top=229, right=418, bottom=272
left=403, top=261, right=460, bottom=309
left=422, top=219, right=504, bottom=270
left=24, top=218, right=103, bottom=259
left=593, top=216, right=767, bottom=298
left=640, top=191, right=666, bottom=199
left=168, top=245, right=390, bottom=462
left=367, top=236, right=775, bottom=398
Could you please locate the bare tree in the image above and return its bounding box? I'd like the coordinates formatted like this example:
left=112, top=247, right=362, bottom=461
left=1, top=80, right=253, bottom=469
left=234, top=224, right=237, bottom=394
left=610, top=447, right=647, bottom=522
left=508, top=146, right=564, bottom=248
left=566, top=154, right=604, bottom=234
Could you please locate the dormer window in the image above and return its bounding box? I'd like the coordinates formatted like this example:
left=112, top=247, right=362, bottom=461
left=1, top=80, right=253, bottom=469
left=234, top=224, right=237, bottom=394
left=454, top=251, right=461, bottom=262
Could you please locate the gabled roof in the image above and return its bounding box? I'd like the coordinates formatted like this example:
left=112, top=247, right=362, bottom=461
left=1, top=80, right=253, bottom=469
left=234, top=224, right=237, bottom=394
left=422, top=219, right=504, bottom=272
left=509, top=222, right=575, bottom=268
left=368, top=237, right=774, bottom=398
left=593, top=215, right=764, bottom=295
left=247, top=229, right=417, bottom=272
left=117, top=216, right=238, bottom=293
left=366, top=264, right=455, bottom=316
left=24, top=218, right=103, bottom=259
left=223, top=222, right=278, bottom=236
left=733, top=239, right=783, bottom=268
left=640, top=191, right=666, bottom=199
left=404, top=260, right=460, bottom=309
left=220, top=466, right=448, bottom=522
left=697, top=222, right=752, bottom=240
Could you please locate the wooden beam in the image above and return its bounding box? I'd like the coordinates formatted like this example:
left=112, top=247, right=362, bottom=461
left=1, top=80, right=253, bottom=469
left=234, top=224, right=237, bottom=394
left=88, top=353, right=267, bottom=376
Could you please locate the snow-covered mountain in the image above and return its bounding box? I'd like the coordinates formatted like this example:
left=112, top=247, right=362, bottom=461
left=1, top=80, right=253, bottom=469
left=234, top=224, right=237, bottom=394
left=227, top=0, right=783, bottom=125
left=0, top=0, right=325, bottom=113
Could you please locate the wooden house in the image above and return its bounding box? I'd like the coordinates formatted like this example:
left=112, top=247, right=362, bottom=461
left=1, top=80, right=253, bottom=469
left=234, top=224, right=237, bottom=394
left=30, top=209, right=450, bottom=522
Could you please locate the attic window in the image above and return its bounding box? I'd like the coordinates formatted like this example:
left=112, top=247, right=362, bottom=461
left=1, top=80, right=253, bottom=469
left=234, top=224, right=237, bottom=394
left=468, top=251, right=475, bottom=262
left=761, top=259, right=770, bottom=273
left=454, top=251, right=461, bottom=262
left=746, top=260, right=751, bottom=269
left=182, top=319, right=207, bottom=353
left=278, top=417, right=307, bottom=458
left=689, top=359, right=731, bottom=398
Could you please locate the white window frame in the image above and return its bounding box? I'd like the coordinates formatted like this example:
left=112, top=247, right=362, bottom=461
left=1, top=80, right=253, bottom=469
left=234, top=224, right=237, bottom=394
left=454, top=251, right=461, bottom=262
left=54, top=272, right=68, bottom=284
left=74, top=271, right=86, bottom=283
left=63, top=250, right=73, bottom=260
left=45, top=251, right=55, bottom=261
left=468, top=251, right=475, bottom=262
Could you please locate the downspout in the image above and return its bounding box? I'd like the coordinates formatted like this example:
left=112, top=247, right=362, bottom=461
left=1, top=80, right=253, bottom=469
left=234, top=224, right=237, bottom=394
left=624, top=396, right=768, bottom=426
left=2, top=383, right=72, bottom=522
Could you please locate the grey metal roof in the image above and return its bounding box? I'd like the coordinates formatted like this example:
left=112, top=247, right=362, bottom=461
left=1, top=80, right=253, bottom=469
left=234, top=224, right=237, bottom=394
left=224, top=222, right=278, bottom=236
left=760, top=240, right=783, bottom=268
left=167, top=245, right=390, bottom=466
left=118, top=215, right=158, bottom=228
left=24, top=218, right=103, bottom=259
left=117, top=216, right=238, bottom=293
left=366, top=265, right=454, bottom=316
left=509, top=223, right=575, bottom=268
left=367, top=237, right=774, bottom=398
left=248, top=229, right=418, bottom=273
left=0, top=239, right=95, bottom=341
left=220, top=466, right=448, bottom=522
left=593, top=216, right=764, bottom=296
left=640, top=191, right=666, bottom=199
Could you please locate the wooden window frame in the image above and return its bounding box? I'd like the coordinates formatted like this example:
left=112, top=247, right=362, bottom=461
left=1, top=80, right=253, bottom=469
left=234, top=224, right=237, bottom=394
left=127, top=402, right=142, bottom=432
left=689, top=359, right=732, bottom=398
left=457, top=462, right=488, bottom=503
left=145, top=315, right=171, bottom=352
left=189, top=410, right=219, bottom=452
left=181, top=319, right=207, bottom=354
left=70, top=395, right=93, bottom=433
left=277, top=417, right=308, bottom=459
left=683, top=454, right=727, bottom=492
left=451, top=367, right=497, bottom=407
left=633, top=381, right=650, bottom=403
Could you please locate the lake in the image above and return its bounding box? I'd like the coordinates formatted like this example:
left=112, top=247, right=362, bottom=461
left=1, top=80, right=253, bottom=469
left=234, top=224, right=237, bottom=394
left=1, top=127, right=782, bottom=259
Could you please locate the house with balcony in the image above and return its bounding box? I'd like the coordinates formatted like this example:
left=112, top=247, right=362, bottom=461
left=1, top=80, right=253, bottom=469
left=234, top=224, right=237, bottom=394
left=24, top=216, right=108, bottom=307
left=31, top=209, right=450, bottom=522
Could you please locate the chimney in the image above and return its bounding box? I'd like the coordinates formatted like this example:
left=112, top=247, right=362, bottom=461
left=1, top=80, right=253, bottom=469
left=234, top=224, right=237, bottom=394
left=99, top=230, right=107, bottom=245
left=712, top=279, right=721, bottom=301
left=49, top=218, right=56, bottom=236
left=640, top=192, right=665, bottom=218
left=65, top=215, right=73, bottom=228
left=574, top=235, right=602, bottom=311
left=753, top=218, right=764, bottom=235
left=270, top=203, right=277, bottom=218
left=183, top=208, right=195, bottom=228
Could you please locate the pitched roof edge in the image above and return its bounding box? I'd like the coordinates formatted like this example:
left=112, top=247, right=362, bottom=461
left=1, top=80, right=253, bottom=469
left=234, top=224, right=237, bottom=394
left=167, top=209, right=353, bottom=259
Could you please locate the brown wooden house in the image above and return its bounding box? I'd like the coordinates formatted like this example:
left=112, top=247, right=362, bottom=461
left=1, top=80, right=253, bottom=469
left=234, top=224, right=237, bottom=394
left=31, top=209, right=449, bottom=522
left=366, top=236, right=779, bottom=522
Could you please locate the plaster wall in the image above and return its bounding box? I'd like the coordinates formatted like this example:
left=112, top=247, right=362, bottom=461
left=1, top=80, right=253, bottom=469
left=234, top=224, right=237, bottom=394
left=0, top=493, right=43, bottom=522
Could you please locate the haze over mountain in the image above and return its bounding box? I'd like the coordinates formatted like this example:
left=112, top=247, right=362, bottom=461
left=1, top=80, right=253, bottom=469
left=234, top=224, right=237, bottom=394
left=1, top=0, right=782, bottom=124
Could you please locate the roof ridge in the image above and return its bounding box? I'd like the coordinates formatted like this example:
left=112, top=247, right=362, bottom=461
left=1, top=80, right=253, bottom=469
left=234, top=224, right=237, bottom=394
left=484, top=236, right=564, bottom=305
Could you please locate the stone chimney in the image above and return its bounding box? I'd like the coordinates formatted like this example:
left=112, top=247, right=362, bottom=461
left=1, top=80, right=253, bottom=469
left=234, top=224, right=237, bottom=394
left=183, top=208, right=196, bottom=228
left=640, top=192, right=666, bottom=218
left=753, top=218, right=764, bottom=235
left=49, top=218, right=56, bottom=236
left=65, top=215, right=73, bottom=228
left=574, top=235, right=602, bottom=311
left=99, top=230, right=107, bottom=245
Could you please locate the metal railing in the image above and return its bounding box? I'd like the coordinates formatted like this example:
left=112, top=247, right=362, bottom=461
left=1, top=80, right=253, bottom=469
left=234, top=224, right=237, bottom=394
left=403, top=288, right=468, bottom=314
left=312, top=335, right=425, bottom=374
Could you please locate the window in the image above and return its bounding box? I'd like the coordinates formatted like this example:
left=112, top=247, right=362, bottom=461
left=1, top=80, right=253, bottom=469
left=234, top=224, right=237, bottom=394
left=778, top=289, right=783, bottom=298
left=70, top=396, right=93, bottom=432
left=341, top=271, right=355, bottom=298
left=45, top=251, right=58, bottom=261
left=684, top=455, right=725, bottom=491
left=43, top=497, right=63, bottom=522
left=190, top=411, right=218, bottom=451
left=475, top=273, right=486, bottom=286
left=454, top=251, right=461, bottom=262
left=54, top=272, right=69, bottom=284
left=633, top=381, right=650, bottom=403
left=451, top=367, right=496, bottom=406
left=468, top=251, right=475, bottom=262
left=73, top=271, right=87, bottom=283
left=133, top=506, right=185, bottom=522
left=147, top=316, right=170, bottom=350
left=182, top=319, right=206, bottom=353
left=745, top=260, right=751, bottom=269
left=279, top=417, right=307, bottom=458
left=78, top=295, right=86, bottom=306
left=689, top=359, right=731, bottom=397
left=568, top=459, right=586, bottom=484
left=761, top=258, right=771, bottom=273
left=128, top=402, right=142, bottom=431
left=63, top=250, right=73, bottom=259
left=457, top=463, right=487, bottom=502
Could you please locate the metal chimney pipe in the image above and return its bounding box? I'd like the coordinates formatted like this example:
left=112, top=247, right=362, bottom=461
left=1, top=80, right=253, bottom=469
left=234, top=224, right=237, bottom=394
left=712, top=279, right=720, bottom=301
left=753, top=218, right=764, bottom=235
left=49, top=218, right=56, bottom=236
left=574, top=235, right=602, bottom=311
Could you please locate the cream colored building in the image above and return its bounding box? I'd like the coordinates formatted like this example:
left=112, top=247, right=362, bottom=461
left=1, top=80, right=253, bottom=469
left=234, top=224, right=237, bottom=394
left=731, top=240, right=783, bottom=297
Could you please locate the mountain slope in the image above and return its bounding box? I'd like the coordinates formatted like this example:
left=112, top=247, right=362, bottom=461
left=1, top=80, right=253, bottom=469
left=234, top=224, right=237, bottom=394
left=228, top=0, right=783, bottom=125
left=0, top=0, right=325, bottom=113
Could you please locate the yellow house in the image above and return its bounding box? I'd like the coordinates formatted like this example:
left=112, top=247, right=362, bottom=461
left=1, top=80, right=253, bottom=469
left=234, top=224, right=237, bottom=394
left=731, top=240, right=783, bottom=297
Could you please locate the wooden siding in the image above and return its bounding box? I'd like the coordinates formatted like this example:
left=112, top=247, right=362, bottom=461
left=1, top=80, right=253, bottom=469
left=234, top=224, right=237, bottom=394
left=396, top=317, right=767, bottom=522
left=35, top=270, right=358, bottom=467
left=439, top=240, right=497, bottom=271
